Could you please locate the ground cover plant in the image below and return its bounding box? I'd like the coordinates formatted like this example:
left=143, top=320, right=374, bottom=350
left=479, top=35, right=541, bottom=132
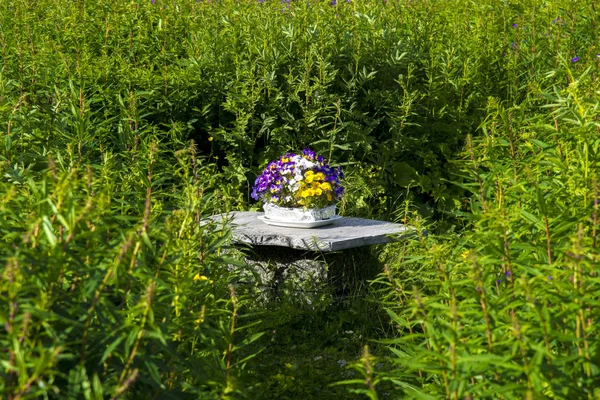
left=1, top=0, right=600, bottom=398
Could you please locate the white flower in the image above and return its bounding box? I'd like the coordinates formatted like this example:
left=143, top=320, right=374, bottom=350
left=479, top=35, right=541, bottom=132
left=297, top=158, right=315, bottom=169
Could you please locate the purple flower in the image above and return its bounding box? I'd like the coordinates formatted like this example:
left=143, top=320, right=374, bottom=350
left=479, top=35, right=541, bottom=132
left=510, top=42, right=517, bottom=49
left=572, top=56, right=579, bottom=63
left=511, top=23, right=517, bottom=28
left=331, top=0, right=337, bottom=4
left=596, top=54, right=600, bottom=58
left=547, top=275, right=553, bottom=280
left=151, top=0, right=156, bottom=3
left=302, top=148, right=315, bottom=160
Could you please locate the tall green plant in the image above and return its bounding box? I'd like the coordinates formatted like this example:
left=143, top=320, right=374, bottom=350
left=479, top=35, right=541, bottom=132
left=0, top=123, right=262, bottom=397
left=374, top=63, right=600, bottom=398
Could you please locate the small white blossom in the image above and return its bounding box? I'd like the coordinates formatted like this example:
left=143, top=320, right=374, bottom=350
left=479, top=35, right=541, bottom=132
left=297, top=158, right=315, bottom=169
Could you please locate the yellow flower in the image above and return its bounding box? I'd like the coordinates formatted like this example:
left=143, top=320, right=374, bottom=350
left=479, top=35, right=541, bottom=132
left=193, top=274, right=213, bottom=284
left=305, top=171, right=314, bottom=183
left=314, top=172, right=325, bottom=181
left=208, top=136, right=214, bottom=142
left=320, top=182, right=332, bottom=191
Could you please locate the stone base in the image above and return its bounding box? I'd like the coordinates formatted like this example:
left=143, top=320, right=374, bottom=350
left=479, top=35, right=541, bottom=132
left=209, top=211, right=413, bottom=304
left=238, top=245, right=382, bottom=304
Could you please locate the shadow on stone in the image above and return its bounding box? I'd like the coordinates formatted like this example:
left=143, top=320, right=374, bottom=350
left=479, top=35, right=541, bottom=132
left=241, top=245, right=382, bottom=304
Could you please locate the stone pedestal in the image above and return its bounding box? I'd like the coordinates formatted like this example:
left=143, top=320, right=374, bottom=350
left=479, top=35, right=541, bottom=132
left=215, top=212, right=411, bottom=303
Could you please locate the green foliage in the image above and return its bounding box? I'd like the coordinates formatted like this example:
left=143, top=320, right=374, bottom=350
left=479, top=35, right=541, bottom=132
left=376, top=48, right=600, bottom=400
left=0, top=0, right=524, bottom=221
left=3, top=0, right=600, bottom=398
left=0, top=131, right=265, bottom=398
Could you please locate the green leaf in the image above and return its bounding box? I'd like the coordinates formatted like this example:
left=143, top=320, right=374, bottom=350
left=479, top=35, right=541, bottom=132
left=393, top=162, right=418, bottom=187
left=42, top=216, right=57, bottom=248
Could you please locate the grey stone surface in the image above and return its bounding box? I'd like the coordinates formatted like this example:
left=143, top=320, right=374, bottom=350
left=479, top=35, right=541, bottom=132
left=216, top=211, right=409, bottom=252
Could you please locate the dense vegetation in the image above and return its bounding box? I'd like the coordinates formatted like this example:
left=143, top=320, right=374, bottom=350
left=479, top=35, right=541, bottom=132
left=1, top=0, right=599, bottom=398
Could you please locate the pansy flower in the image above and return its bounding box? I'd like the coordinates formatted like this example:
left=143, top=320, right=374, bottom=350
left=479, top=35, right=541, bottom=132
left=252, top=149, right=344, bottom=208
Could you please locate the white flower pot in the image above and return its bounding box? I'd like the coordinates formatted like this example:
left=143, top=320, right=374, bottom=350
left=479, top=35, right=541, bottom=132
left=263, top=203, right=336, bottom=222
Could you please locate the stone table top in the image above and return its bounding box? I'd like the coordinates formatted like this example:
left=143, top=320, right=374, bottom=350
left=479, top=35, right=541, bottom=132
left=214, top=211, right=410, bottom=252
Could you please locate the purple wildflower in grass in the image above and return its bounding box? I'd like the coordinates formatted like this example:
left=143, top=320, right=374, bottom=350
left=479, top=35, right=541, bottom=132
left=331, top=0, right=337, bottom=4
left=597, top=54, right=600, bottom=58
left=151, top=0, right=156, bottom=3
left=505, top=270, right=511, bottom=277
left=548, top=275, right=553, bottom=280
left=258, top=0, right=264, bottom=2
left=552, top=17, right=559, bottom=24
left=512, top=23, right=517, bottom=28
left=572, top=56, right=579, bottom=62
left=510, top=42, right=517, bottom=49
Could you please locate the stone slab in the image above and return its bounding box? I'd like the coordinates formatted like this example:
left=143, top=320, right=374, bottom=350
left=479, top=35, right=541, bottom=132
left=215, top=211, right=410, bottom=252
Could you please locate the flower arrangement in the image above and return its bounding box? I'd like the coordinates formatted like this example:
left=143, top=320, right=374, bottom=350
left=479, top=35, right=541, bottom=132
left=251, top=148, right=344, bottom=210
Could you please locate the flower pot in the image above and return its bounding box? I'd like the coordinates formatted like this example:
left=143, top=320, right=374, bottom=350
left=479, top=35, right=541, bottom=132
left=263, top=203, right=336, bottom=222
